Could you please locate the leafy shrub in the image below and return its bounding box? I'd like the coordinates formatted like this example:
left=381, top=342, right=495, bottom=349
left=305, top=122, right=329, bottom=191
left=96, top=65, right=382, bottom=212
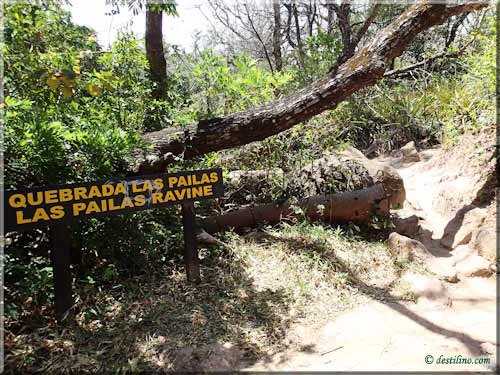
left=299, top=29, right=343, bottom=82
left=176, top=50, right=295, bottom=122
left=3, top=3, right=184, bottom=321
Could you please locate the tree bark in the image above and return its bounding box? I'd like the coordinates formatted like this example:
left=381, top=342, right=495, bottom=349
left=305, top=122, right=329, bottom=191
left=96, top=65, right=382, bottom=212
left=445, top=12, right=469, bottom=48
left=329, top=3, right=381, bottom=75
left=326, top=3, right=334, bottom=36
left=306, top=0, right=317, bottom=37
left=273, top=0, right=283, bottom=72
left=352, top=4, right=381, bottom=51
left=131, top=2, right=486, bottom=176
left=333, top=3, right=352, bottom=62
left=145, top=5, right=167, bottom=99
left=292, top=1, right=305, bottom=68
left=284, top=2, right=296, bottom=49
left=201, top=184, right=389, bottom=234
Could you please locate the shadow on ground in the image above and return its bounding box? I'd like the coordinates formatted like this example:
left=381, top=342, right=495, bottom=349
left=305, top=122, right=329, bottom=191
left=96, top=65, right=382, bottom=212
left=6, top=216, right=492, bottom=372
left=4, top=246, right=293, bottom=372
left=258, top=232, right=489, bottom=358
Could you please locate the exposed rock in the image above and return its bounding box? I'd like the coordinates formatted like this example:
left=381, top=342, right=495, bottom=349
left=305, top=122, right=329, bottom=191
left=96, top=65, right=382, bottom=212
left=403, top=272, right=451, bottom=307
left=392, top=215, right=420, bottom=236
left=442, top=272, right=459, bottom=283
left=432, top=180, right=476, bottom=217
left=298, top=157, right=373, bottom=197
left=449, top=245, right=475, bottom=264
left=223, top=146, right=406, bottom=211
left=299, top=146, right=405, bottom=209
left=455, top=254, right=493, bottom=277
left=341, top=147, right=406, bottom=209
left=428, top=259, right=460, bottom=283
left=386, top=232, right=431, bottom=262
left=441, top=205, right=487, bottom=249
left=375, top=170, right=406, bottom=210
left=480, top=342, right=496, bottom=355
left=390, top=149, right=402, bottom=158
left=469, top=229, right=496, bottom=262
left=400, top=141, right=420, bottom=163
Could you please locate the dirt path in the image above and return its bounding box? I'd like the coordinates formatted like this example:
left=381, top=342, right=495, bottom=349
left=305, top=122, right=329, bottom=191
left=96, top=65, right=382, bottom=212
left=242, top=148, right=497, bottom=372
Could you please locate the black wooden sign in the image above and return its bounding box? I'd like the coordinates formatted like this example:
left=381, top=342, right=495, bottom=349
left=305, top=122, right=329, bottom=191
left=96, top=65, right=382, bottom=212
left=5, top=168, right=224, bottom=232
left=4, top=168, right=224, bottom=320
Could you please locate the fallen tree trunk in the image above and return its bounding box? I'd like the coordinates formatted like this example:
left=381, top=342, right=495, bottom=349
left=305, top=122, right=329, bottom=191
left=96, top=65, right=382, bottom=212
left=214, top=145, right=405, bottom=213
left=201, top=184, right=389, bottom=233
left=131, top=2, right=486, bottom=175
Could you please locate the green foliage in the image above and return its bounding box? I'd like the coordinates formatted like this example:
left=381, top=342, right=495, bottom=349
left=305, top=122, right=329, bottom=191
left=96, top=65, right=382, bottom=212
left=107, top=0, right=178, bottom=17
left=325, top=80, right=444, bottom=151
left=300, top=30, right=343, bottom=82
left=3, top=3, right=183, bottom=322
left=74, top=209, right=184, bottom=273
left=4, top=1, right=496, bottom=331
left=176, top=50, right=294, bottom=122
left=460, top=13, right=496, bottom=110
left=4, top=253, right=54, bottom=322
left=320, top=14, right=496, bottom=152
left=4, top=4, right=152, bottom=187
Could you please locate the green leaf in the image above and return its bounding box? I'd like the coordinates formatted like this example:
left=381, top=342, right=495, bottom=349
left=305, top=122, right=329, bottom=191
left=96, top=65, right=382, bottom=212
left=46, top=76, right=59, bottom=90
left=61, top=86, right=74, bottom=97
left=86, top=83, right=101, bottom=97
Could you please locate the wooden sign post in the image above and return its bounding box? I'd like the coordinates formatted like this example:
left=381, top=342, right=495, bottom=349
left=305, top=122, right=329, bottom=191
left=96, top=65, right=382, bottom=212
left=5, top=168, right=224, bottom=319
left=181, top=202, right=200, bottom=283
left=50, top=223, right=73, bottom=320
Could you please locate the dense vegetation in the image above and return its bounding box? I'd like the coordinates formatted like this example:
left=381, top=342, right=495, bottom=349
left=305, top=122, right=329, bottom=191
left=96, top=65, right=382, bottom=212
left=3, top=2, right=495, bottom=371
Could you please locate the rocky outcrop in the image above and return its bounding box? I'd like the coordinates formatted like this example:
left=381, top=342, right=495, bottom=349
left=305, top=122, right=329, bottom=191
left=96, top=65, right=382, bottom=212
left=392, top=215, right=420, bottom=236
left=386, top=232, right=431, bottom=262
left=469, top=228, right=496, bottom=262
left=299, top=146, right=405, bottom=209
left=441, top=205, right=487, bottom=249
left=403, top=272, right=451, bottom=308
left=454, top=254, right=493, bottom=277
left=428, top=259, right=460, bottom=283
left=400, top=141, right=420, bottom=163
left=224, top=146, right=406, bottom=210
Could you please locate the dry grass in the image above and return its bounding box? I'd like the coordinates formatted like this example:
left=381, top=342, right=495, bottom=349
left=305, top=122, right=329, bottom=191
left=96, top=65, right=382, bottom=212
left=5, top=221, right=421, bottom=372
left=236, top=222, right=416, bottom=325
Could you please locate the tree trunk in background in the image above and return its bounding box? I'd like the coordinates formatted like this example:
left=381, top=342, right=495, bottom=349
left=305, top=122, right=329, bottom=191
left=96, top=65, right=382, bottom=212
left=130, top=2, right=486, bottom=176
left=445, top=12, right=469, bottom=48
left=306, top=1, right=317, bottom=37
left=329, top=3, right=382, bottom=75
left=145, top=5, right=167, bottom=100
left=333, top=3, right=353, bottom=65
left=292, top=1, right=305, bottom=69
left=326, top=3, right=334, bottom=36
left=273, top=0, right=283, bottom=72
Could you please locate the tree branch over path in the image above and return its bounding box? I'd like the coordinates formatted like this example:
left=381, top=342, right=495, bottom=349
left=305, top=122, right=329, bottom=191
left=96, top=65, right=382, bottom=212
left=131, top=2, right=486, bottom=176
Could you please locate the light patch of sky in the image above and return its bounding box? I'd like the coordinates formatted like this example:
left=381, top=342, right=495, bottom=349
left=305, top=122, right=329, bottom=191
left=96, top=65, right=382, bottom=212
left=67, top=0, right=210, bottom=51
